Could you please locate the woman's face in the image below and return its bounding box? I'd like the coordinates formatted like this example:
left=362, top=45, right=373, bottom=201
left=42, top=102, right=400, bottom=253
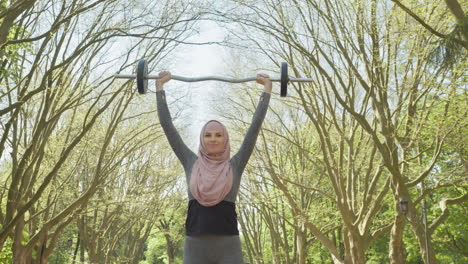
left=203, top=129, right=225, bottom=155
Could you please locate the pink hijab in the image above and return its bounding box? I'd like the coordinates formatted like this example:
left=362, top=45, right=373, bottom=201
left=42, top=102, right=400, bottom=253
left=190, top=120, right=233, bottom=207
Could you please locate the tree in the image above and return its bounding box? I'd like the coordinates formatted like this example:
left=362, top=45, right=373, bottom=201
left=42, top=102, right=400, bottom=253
left=0, top=0, right=38, bottom=46
left=0, top=0, right=205, bottom=262
left=390, top=0, right=468, bottom=51
left=223, top=83, right=391, bottom=263
left=217, top=0, right=467, bottom=262
left=74, top=121, right=176, bottom=264
left=155, top=189, right=186, bottom=264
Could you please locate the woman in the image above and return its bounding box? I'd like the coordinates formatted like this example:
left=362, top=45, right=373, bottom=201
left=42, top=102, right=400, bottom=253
left=156, top=71, right=271, bottom=264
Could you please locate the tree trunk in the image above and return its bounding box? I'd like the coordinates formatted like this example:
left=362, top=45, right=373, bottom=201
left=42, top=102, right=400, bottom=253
left=408, top=220, right=437, bottom=264
left=343, top=227, right=366, bottom=264
left=12, top=215, right=32, bottom=264
left=296, top=224, right=307, bottom=264
left=164, top=235, right=175, bottom=264
left=0, top=0, right=37, bottom=45
left=389, top=214, right=406, bottom=264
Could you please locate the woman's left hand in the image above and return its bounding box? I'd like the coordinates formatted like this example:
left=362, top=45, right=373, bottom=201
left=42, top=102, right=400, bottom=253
left=256, top=73, right=272, bottom=94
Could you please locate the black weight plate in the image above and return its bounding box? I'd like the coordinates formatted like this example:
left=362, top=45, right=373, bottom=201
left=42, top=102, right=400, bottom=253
left=280, top=62, right=288, bottom=97
left=137, top=59, right=148, bottom=94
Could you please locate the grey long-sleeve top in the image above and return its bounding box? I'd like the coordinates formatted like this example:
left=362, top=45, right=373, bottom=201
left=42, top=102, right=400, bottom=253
left=156, top=90, right=270, bottom=202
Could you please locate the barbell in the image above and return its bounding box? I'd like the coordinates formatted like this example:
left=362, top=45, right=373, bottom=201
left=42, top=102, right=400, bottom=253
left=114, top=59, right=314, bottom=97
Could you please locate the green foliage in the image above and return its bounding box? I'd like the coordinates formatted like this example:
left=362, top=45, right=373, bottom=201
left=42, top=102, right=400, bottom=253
left=366, top=232, right=391, bottom=264
left=429, top=14, right=468, bottom=68
left=47, top=246, right=72, bottom=264
left=430, top=190, right=468, bottom=262
left=400, top=188, right=468, bottom=263
left=403, top=223, right=424, bottom=264
left=140, top=235, right=167, bottom=264
left=140, top=229, right=183, bottom=264
left=0, top=238, right=13, bottom=263
left=47, top=224, right=78, bottom=264
left=0, top=24, right=32, bottom=80
left=308, top=241, right=335, bottom=263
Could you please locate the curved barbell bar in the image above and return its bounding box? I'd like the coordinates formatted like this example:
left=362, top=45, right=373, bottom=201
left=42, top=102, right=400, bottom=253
left=114, top=74, right=313, bottom=83
left=114, top=60, right=313, bottom=97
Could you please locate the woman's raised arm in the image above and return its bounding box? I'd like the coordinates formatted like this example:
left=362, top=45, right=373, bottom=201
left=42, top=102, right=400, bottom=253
left=156, top=71, right=196, bottom=168
left=231, top=74, right=272, bottom=171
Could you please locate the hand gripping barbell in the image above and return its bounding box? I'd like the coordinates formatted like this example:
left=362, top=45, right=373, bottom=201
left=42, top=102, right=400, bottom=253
left=114, top=59, right=314, bottom=97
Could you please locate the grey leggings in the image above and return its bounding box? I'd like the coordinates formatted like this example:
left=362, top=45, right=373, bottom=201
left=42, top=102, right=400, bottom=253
left=183, top=235, right=244, bottom=264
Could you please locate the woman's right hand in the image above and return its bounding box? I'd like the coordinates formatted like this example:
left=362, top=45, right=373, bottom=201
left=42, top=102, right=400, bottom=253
left=156, top=71, right=171, bottom=91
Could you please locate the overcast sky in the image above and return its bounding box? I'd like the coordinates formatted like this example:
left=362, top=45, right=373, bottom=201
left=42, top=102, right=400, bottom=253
left=167, top=20, right=229, bottom=147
